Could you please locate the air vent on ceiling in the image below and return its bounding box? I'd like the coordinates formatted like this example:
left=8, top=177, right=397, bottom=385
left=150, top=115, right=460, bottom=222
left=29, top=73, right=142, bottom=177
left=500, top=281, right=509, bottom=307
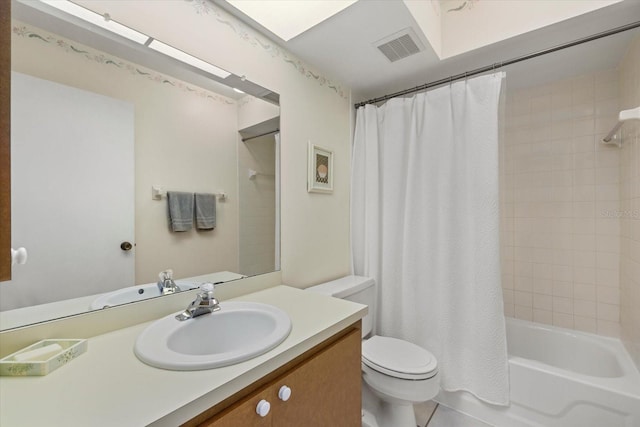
left=374, top=28, right=425, bottom=63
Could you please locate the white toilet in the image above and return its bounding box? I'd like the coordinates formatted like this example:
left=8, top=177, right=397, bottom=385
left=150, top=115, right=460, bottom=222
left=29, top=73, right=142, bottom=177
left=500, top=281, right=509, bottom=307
left=307, top=275, right=439, bottom=427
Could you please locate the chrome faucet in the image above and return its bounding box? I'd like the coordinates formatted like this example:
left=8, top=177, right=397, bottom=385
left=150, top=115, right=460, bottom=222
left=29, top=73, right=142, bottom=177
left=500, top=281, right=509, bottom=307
left=175, top=283, right=220, bottom=321
left=157, top=269, right=180, bottom=295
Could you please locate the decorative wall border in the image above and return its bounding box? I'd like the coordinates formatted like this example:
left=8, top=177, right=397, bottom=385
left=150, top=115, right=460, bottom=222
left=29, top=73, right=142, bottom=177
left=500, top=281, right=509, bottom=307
left=187, top=0, right=348, bottom=100
left=445, top=0, right=479, bottom=13
left=237, top=95, right=254, bottom=108
left=12, top=22, right=236, bottom=106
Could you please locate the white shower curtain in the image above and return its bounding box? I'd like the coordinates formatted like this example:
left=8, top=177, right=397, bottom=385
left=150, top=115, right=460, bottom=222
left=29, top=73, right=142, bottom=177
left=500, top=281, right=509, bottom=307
left=351, top=73, right=509, bottom=405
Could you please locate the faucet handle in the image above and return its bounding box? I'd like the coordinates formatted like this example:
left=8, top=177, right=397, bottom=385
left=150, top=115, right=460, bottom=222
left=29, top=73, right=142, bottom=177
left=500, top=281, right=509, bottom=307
left=198, top=283, right=220, bottom=311
left=198, top=283, right=218, bottom=305
left=200, top=283, right=214, bottom=293
left=159, top=269, right=174, bottom=281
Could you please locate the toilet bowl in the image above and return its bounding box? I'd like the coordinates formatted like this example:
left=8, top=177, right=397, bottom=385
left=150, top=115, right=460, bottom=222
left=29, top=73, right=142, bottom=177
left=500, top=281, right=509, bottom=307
left=307, top=275, right=440, bottom=427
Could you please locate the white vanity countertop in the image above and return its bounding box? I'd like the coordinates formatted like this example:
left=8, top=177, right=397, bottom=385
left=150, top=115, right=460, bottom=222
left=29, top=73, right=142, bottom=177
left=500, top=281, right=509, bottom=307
left=0, top=285, right=367, bottom=427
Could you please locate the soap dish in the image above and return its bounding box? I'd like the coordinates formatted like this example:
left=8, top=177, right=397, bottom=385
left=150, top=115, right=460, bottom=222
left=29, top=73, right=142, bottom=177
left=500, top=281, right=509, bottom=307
left=0, top=339, right=87, bottom=376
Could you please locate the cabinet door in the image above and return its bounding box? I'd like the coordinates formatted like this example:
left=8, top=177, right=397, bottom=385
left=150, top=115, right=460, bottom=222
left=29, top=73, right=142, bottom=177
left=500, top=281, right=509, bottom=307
left=273, top=328, right=361, bottom=427
left=201, top=385, right=273, bottom=427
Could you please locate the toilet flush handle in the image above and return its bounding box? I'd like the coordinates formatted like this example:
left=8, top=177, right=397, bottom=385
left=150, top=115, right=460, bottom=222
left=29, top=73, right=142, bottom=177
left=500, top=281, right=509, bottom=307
left=278, top=385, right=292, bottom=401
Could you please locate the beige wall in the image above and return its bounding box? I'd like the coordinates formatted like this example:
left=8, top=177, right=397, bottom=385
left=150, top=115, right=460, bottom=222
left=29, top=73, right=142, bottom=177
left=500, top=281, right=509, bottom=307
left=11, top=22, right=241, bottom=285
left=501, top=68, right=622, bottom=336
left=75, top=1, right=353, bottom=288
left=619, top=34, right=640, bottom=368
left=237, top=96, right=279, bottom=131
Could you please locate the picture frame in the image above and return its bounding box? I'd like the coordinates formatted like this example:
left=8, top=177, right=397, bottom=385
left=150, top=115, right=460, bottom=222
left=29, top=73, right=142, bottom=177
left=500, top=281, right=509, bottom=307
left=308, top=142, right=333, bottom=193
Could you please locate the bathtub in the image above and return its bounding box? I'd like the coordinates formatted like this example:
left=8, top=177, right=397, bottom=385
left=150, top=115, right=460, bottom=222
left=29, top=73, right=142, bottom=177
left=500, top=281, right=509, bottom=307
left=436, top=318, right=640, bottom=427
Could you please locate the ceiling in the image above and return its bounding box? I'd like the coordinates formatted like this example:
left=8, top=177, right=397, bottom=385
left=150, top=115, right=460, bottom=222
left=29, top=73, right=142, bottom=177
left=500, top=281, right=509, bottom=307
left=216, top=0, right=640, bottom=104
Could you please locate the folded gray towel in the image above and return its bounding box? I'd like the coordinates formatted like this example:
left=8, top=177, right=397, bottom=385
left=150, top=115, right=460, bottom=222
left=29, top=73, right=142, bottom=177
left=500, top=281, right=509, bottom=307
left=195, top=193, right=216, bottom=230
left=167, top=191, right=194, bottom=232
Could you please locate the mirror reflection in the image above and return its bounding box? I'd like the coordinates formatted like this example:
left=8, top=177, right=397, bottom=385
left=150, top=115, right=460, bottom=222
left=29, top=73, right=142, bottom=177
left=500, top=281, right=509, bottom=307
left=0, top=0, right=280, bottom=330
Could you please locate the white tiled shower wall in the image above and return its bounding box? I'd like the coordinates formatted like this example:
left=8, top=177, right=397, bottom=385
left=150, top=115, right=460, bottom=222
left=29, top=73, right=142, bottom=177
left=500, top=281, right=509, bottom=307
left=500, top=68, right=622, bottom=337
left=619, top=34, right=640, bottom=368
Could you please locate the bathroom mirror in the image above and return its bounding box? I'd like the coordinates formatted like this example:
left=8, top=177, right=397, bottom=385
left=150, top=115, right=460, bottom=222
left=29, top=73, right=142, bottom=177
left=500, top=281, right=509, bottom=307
left=0, top=0, right=280, bottom=330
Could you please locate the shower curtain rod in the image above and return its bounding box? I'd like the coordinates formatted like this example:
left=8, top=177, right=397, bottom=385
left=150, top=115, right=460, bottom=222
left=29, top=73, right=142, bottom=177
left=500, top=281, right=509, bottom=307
left=354, top=20, right=640, bottom=109
left=241, top=129, right=280, bottom=142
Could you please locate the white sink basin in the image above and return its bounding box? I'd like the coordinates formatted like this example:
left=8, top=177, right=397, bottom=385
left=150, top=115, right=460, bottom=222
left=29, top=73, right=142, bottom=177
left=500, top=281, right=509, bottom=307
left=134, top=301, right=292, bottom=370
left=89, top=282, right=196, bottom=310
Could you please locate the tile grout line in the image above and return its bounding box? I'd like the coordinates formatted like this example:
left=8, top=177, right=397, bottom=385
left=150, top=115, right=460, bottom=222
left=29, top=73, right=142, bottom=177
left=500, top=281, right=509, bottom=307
left=424, top=403, right=440, bottom=426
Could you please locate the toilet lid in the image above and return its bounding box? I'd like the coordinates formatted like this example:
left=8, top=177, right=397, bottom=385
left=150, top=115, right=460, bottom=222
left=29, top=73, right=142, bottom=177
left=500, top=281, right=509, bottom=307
left=362, top=335, right=437, bottom=380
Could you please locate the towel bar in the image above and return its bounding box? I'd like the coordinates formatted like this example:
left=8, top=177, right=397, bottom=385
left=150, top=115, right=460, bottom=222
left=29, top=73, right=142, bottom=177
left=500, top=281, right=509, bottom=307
left=151, top=186, right=226, bottom=201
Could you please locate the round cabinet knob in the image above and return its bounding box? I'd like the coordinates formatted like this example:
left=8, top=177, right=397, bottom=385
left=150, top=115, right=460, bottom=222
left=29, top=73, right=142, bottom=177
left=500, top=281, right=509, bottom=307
left=256, top=399, right=270, bottom=417
left=120, top=241, right=133, bottom=251
left=278, top=385, right=292, bottom=401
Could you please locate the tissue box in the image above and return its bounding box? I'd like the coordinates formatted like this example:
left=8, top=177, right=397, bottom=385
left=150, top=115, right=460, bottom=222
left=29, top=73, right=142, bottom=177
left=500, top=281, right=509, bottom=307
left=0, top=339, right=87, bottom=376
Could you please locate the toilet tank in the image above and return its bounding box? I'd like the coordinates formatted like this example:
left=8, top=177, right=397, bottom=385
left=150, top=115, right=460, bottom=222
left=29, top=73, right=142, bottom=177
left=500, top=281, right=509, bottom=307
left=306, top=275, right=375, bottom=338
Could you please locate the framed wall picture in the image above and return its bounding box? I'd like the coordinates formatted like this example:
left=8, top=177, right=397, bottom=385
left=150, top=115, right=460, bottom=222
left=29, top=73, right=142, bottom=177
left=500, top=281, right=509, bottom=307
left=308, top=142, right=333, bottom=193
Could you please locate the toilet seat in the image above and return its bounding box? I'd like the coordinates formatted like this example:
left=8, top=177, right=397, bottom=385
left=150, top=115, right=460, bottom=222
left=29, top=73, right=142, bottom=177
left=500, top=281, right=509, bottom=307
left=362, top=335, right=438, bottom=380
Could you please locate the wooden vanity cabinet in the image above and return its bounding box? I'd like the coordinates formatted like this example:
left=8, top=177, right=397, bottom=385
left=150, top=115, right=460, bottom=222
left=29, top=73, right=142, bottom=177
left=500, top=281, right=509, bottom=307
left=0, top=0, right=11, bottom=282
left=191, top=324, right=362, bottom=427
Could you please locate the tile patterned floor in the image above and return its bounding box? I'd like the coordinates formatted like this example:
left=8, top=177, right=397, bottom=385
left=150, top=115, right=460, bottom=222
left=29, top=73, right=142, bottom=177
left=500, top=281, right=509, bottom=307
left=415, top=401, right=438, bottom=427
left=415, top=402, right=494, bottom=427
